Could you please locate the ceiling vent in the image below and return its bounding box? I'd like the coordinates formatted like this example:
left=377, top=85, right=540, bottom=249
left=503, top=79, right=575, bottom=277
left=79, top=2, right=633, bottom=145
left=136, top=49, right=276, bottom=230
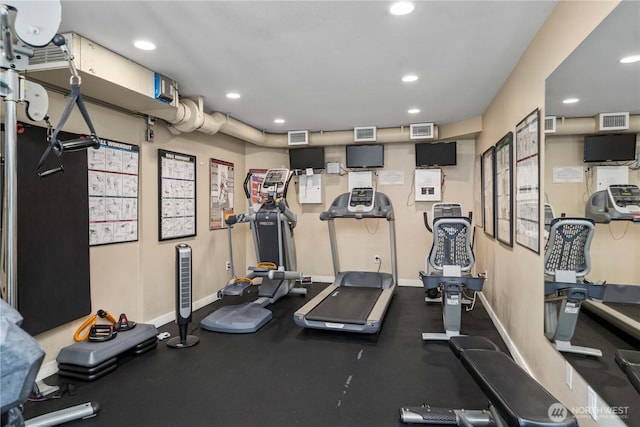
left=287, top=130, right=309, bottom=146
left=544, top=116, right=556, bottom=134
left=354, top=126, right=376, bottom=142
left=410, top=123, right=435, bottom=140
left=596, top=112, right=629, bottom=131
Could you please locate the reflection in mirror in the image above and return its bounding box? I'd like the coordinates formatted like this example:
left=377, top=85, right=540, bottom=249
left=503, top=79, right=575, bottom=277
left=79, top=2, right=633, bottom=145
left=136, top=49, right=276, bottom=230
left=544, top=1, right=640, bottom=422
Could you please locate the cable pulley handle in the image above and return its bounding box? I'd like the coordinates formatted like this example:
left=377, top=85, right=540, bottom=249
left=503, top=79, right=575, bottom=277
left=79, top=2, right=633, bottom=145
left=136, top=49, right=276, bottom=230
left=50, top=84, right=100, bottom=155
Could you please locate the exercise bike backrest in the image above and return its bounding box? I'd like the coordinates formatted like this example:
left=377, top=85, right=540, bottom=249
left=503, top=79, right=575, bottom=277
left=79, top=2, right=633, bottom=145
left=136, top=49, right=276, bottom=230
left=424, top=203, right=475, bottom=272
left=544, top=217, right=594, bottom=279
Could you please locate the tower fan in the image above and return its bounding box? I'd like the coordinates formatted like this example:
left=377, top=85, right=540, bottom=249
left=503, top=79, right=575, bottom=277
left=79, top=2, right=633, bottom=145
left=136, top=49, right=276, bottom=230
left=167, top=244, right=199, bottom=348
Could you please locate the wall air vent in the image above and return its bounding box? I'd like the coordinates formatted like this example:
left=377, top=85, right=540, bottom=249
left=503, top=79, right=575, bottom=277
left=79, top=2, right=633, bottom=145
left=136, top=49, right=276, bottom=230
left=288, top=130, right=309, bottom=146
left=596, top=112, right=629, bottom=131
left=354, top=126, right=377, bottom=142
left=410, top=123, right=435, bottom=140
left=544, top=116, right=556, bottom=134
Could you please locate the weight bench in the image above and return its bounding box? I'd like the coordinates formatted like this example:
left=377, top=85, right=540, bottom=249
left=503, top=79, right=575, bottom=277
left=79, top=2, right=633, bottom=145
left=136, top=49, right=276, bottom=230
left=614, top=349, right=640, bottom=394
left=401, top=336, right=578, bottom=426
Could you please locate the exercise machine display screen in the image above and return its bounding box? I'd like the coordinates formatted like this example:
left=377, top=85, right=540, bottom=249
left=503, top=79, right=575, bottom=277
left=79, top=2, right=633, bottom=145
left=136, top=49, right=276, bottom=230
left=348, top=187, right=375, bottom=212
left=607, top=184, right=640, bottom=214
left=261, top=168, right=289, bottom=194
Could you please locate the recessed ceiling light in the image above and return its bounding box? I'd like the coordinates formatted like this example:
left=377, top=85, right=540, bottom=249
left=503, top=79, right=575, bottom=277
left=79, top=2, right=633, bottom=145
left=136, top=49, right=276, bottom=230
left=402, top=74, right=418, bottom=83
left=408, top=108, right=420, bottom=114
left=226, top=92, right=241, bottom=99
left=562, top=98, right=579, bottom=104
left=274, top=118, right=285, bottom=124
left=389, top=2, right=414, bottom=16
left=620, top=55, right=640, bottom=64
left=133, top=40, right=156, bottom=51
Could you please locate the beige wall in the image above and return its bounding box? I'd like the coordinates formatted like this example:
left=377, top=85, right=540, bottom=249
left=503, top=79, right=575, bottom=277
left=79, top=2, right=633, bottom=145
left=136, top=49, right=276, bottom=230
left=475, top=2, right=621, bottom=426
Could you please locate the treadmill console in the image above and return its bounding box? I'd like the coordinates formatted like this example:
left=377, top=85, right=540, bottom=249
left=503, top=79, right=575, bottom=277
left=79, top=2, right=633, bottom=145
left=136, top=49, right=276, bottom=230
left=348, top=187, right=375, bottom=213
left=586, top=184, right=640, bottom=223
left=607, top=185, right=640, bottom=215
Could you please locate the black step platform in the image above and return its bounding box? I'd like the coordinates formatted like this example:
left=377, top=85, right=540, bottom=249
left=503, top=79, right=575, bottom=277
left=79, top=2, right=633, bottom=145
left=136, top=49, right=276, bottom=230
left=57, top=323, right=158, bottom=381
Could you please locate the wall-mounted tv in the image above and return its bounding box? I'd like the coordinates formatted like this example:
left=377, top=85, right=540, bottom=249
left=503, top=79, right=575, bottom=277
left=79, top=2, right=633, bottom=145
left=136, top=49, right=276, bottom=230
left=346, top=144, right=384, bottom=168
left=583, top=133, right=637, bottom=162
left=415, top=141, right=457, bottom=167
left=288, top=146, right=325, bottom=170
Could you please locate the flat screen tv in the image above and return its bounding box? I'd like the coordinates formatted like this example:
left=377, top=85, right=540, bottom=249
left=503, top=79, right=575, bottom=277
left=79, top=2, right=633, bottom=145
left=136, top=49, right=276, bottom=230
left=288, top=146, right=325, bottom=170
left=415, top=141, right=457, bottom=167
left=583, top=133, right=637, bottom=162
left=346, top=144, right=384, bottom=168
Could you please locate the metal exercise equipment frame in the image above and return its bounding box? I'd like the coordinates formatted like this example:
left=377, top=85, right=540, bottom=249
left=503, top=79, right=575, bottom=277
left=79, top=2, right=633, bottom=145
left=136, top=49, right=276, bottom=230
left=200, top=168, right=306, bottom=333
left=419, top=203, right=485, bottom=341
left=1, top=2, right=100, bottom=425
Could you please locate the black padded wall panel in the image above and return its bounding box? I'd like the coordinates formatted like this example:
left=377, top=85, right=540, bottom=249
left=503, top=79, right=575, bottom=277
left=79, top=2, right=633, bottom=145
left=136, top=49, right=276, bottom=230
left=17, top=124, right=91, bottom=336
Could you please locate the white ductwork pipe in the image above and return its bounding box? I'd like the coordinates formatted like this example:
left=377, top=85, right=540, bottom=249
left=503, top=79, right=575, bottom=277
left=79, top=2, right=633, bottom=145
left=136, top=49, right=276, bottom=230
left=153, top=97, right=453, bottom=147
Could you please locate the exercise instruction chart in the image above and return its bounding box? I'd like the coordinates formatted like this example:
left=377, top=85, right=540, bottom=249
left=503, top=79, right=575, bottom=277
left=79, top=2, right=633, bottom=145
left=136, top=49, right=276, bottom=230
left=88, top=140, right=139, bottom=246
left=158, top=149, right=196, bottom=240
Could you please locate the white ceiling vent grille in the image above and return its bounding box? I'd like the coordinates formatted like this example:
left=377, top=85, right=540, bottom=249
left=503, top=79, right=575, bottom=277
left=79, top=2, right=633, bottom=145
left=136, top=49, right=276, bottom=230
left=544, top=116, right=556, bottom=134
left=596, top=112, right=629, bottom=131
left=288, top=130, right=309, bottom=146
left=410, top=123, right=435, bottom=140
left=354, top=126, right=377, bottom=142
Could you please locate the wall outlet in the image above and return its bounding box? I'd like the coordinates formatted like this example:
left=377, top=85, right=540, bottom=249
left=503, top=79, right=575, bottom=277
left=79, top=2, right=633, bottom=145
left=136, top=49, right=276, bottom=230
left=565, top=361, right=573, bottom=390
left=373, top=255, right=381, bottom=265
left=225, top=261, right=231, bottom=271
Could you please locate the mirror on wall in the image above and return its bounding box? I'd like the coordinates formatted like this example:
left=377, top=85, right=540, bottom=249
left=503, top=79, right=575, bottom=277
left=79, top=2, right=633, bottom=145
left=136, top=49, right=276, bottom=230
left=544, top=1, right=640, bottom=422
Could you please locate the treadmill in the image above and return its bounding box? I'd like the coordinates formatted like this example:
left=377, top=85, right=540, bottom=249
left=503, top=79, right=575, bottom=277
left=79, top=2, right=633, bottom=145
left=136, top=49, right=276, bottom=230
left=294, top=187, right=397, bottom=333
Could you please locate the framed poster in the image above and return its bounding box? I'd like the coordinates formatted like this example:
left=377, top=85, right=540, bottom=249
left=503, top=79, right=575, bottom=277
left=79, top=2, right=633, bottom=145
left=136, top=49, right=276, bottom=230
left=495, top=132, right=513, bottom=247
left=481, top=146, right=496, bottom=238
left=249, top=169, right=268, bottom=213
left=158, top=149, right=196, bottom=241
left=210, top=158, right=235, bottom=230
left=88, top=139, right=139, bottom=246
left=515, top=109, right=540, bottom=253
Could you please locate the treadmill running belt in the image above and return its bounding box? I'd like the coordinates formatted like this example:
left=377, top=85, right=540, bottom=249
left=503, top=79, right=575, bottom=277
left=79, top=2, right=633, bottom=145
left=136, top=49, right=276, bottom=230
left=306, top=287, right=382, bottom=325
left=605, top=303, right=640, bottom=322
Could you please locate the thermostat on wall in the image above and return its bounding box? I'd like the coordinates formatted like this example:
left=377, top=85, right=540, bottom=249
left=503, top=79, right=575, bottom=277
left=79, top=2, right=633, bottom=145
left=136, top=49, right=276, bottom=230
left=327, top=162, right=341, bottom=174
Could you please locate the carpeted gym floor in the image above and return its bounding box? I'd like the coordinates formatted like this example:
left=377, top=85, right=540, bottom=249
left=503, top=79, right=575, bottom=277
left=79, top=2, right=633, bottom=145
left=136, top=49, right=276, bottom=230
left=22, top=284, right=509, bottom=427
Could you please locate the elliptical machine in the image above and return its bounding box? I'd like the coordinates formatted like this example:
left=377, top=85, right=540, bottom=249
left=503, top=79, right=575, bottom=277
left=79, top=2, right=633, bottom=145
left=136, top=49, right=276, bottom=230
left=200, top=168, right=306, bottom=333
left=419, top=203, right=485, bottom=341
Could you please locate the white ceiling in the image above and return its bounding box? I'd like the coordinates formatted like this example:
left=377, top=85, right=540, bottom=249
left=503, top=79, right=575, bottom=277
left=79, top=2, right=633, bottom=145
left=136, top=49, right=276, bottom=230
left=55, top=1, right=563, bottom=134
left=545, top=0, right=640, bottom=120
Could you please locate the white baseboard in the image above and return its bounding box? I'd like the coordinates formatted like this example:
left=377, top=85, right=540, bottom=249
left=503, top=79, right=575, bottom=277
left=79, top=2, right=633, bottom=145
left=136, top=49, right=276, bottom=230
left=477, top=292, right=531, bottom=375
left=36, top=361, right=60, bottom=382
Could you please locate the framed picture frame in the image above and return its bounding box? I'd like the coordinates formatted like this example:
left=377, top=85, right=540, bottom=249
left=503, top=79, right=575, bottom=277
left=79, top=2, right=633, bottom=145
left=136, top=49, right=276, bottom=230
left=515, top=109, right=540, bottom=253
left=495, top=132, right=514, bottom=247
left=481, top=146, right=496, bottom=238
left=88, top=139, right=140, bottom=246
left=158, top=149, right=196, bottom=241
